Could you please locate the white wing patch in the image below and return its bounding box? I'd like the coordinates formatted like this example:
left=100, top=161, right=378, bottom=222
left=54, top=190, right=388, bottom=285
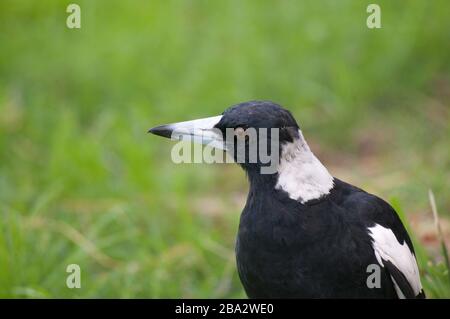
left=368, top=224, right=422, bottom=298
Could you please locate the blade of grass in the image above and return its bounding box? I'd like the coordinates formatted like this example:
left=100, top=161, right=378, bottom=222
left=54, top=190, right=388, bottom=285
left=428, top=189, right=450, bottom=283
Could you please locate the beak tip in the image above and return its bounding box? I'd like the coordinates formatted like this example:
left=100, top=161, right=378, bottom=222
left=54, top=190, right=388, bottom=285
left=147, top=125, right=173, bottom=139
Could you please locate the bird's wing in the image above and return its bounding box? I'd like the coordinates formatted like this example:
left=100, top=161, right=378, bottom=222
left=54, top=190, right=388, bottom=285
left=368, top=223, right=423, bottom=298
left=342, top=187, right=424, bottom=298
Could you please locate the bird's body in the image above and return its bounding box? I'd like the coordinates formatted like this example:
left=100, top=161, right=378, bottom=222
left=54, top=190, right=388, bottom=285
left=149, top=100, right=425, bottom=299
left=237, top=177, right=416, bottom=298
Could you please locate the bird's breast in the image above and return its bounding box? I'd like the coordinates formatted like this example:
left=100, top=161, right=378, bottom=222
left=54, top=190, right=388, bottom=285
left=235, top=201, right=328, bottom=297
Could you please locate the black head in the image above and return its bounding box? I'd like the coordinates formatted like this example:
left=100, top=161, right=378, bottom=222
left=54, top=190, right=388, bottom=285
left=215, top=100, right=299, bottom=133
left=214, top=101, right=300, bottom=172
left=148, top=100, right=301, bottom=176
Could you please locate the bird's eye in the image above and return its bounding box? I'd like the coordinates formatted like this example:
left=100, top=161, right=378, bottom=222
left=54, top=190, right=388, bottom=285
left=234, top=127, right=246, bottom=139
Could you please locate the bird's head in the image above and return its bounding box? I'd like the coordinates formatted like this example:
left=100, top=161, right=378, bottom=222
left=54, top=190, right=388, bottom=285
left=149, top=100, right=301, bottom=175
left=149, top=100, right=334, bottom=202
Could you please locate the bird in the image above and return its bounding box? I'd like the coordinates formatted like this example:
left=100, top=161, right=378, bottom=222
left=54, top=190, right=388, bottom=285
left=149, top=100, right=425, bottom=299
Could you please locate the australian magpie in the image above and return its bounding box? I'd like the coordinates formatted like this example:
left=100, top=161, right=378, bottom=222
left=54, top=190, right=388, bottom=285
left=149, top=100, right=425, bottom=299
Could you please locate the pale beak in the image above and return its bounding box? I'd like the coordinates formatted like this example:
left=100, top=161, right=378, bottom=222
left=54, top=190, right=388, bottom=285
left=148, top=115, right=225, bottom=150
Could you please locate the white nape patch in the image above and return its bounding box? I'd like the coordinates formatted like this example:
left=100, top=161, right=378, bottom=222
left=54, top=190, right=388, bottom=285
left=275, top=130, right=334, bottom=203
left=368, top=224, right=422, bottom=298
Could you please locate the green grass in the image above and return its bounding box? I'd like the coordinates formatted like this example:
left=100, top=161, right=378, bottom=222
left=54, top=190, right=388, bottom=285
left=0, top=0, right=449, bottom=298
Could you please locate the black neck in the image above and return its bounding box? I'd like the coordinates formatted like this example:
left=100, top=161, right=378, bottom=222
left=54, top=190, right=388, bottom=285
left=245, top=166, right=279, bottom=192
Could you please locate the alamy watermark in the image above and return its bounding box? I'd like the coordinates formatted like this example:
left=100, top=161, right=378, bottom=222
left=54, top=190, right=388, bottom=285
left=64, top=3, right=381, bottom=30
left=367, top=4, right=381, bottom=29
left=366, top=263, right=381, bottom=289
left=169, top=127, right=281, bottom=174
left=66, top=264, right=81, bottom=289
left=66, top=4, right=81, bottom=29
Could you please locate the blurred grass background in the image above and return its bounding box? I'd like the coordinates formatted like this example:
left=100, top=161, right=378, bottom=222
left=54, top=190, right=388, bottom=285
left=0, top=0, right=449, bottom=298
